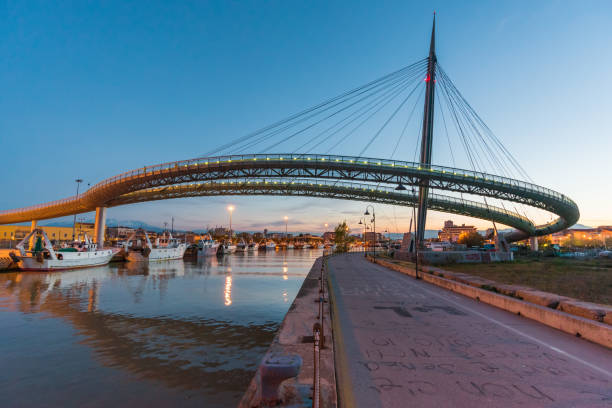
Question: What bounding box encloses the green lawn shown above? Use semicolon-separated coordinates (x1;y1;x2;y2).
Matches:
438;256;612;305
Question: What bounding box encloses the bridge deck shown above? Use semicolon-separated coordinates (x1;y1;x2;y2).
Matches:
327;254;612;408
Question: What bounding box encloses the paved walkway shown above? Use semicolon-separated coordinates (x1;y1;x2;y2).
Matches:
327;254;612;408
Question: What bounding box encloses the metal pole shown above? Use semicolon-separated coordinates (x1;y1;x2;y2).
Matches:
412;203;419;279
72;179;82;240
373;210;376;261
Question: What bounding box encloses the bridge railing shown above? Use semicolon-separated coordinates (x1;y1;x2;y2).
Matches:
0;153;573;218
133;177;534;226
88;153;572;206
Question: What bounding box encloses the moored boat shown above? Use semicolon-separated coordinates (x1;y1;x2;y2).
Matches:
12;229;116;271
220;241;237;254
126;230;187;262
197;237;220;258
236;239;247;252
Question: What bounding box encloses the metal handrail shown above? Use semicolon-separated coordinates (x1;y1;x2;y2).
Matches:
0;153;578;242
0;153;571;216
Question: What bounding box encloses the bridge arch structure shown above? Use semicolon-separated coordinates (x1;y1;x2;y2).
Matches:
0;153;579;244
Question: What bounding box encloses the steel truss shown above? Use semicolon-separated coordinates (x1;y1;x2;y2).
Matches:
0;154;579;241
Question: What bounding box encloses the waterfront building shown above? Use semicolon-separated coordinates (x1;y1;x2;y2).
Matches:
322;231;336;241
0;223;96;247
107;226;136;240
437;220;478;243
549;226;612;246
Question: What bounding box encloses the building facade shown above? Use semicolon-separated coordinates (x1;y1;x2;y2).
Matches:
438;220;478;243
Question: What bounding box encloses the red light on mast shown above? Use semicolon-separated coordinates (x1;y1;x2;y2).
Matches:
424;74;431;82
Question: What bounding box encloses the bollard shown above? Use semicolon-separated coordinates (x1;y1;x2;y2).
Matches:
317;296;325;349
312;323;321;408
259;353;302;405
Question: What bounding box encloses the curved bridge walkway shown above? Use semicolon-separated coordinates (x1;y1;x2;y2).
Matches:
328;254;612;408
0;154;579;245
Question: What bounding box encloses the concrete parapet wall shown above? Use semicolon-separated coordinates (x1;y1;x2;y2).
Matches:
368;257;612;349
239;257;336;407
394;249;513;263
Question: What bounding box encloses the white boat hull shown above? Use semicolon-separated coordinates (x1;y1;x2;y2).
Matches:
221;245;237;254
197;245;219;257
127;244;187;262
18;249;115;271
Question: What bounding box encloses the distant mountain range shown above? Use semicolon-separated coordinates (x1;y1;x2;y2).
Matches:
39;219;594;236
41;218;165;232
569;223;593;230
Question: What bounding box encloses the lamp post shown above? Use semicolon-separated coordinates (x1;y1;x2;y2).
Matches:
227;205;235;241
358;218;367;255
72;178;83;240
284;216;289;240
385;228;390;254
364;205;376;260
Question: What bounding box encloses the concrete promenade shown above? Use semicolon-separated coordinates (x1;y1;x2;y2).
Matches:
327;254;612;408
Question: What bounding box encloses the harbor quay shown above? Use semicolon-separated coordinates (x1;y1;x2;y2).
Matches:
244;253;612;407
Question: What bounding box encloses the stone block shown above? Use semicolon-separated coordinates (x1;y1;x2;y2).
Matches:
558;300;607;322
515;289;570;309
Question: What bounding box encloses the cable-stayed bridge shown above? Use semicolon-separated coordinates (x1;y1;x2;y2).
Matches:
0;17;579;246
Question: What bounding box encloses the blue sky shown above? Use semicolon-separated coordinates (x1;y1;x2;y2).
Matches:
1;1;611;233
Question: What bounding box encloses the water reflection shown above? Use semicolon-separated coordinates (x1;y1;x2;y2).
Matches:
0;250;321;407
224;275;233;306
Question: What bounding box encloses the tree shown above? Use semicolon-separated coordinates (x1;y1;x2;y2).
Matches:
334;221;350;252
457;231;484;247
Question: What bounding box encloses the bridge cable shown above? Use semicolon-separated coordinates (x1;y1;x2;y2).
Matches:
391;86;425;160
437;65;532;182
323;74;424;154
438;70;514;178
243;61;428;153
358;79;424;156
203;59;427;156
270;65;427;154
297;71;423;154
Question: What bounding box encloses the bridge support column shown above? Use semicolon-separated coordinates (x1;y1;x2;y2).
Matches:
29;220;38;249
94;207;107;247
530;236;539;252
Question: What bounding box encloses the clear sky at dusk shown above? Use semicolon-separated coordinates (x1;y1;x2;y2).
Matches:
1;1;611;234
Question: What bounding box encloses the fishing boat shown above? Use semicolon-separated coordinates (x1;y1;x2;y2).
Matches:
11;229;116;271
126;230;187;262
236;239;247;252
220;241;237;254
197;237;220;258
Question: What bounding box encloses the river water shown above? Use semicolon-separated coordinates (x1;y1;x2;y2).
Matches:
0;250;321;407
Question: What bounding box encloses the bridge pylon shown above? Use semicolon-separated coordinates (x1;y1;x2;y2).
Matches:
416;15;437;248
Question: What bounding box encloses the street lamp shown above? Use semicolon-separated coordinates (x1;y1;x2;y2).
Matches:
385;228;390;253
364;205;376;259
72;179;83;240
227;205;235;240
284;216;289;241
358;218;367;255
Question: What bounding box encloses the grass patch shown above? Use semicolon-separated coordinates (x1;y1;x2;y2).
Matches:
439;257;612;305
